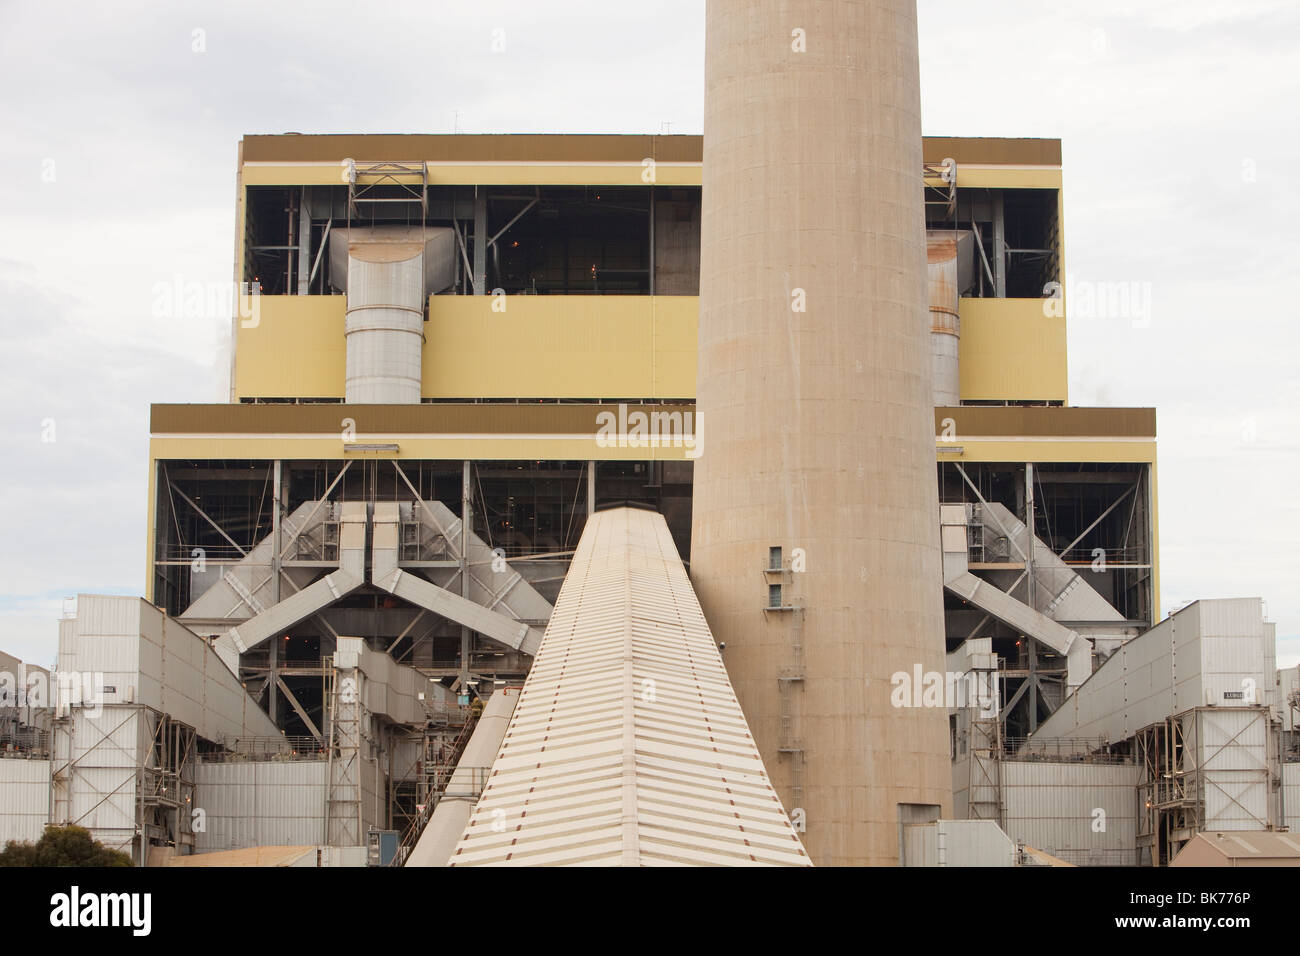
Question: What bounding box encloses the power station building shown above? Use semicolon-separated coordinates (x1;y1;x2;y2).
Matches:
0;16;1295;866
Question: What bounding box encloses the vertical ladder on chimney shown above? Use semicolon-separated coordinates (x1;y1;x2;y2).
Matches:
778;603;805;817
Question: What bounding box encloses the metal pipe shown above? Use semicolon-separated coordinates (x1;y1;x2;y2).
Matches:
309;218;332;286
460;461;472;689
297;187;311;295
472;191;486;295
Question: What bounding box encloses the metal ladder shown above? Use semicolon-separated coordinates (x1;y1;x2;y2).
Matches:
778;604;806;815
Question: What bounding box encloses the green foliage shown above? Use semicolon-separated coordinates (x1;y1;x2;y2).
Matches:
0;825;132;867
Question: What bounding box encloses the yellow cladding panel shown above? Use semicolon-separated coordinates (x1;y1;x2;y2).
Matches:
959;298;1067;403
242;163;702;187
243;164;353;186
234;296;346;399
234;294;1062;403
955;167;1062;190
424;295;697;399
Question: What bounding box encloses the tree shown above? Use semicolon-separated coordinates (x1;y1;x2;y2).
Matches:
0;825;132;867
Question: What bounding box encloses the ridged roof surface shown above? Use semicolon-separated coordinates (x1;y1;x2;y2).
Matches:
450;506;810;866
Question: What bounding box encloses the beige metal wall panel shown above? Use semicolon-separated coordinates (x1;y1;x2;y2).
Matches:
1264;623;1277;708
901;819;1014;867
61;597;281;742
0;650;21;685
1189;599;1272;709
936;820;1014;867
66;708;141;853
193;760;328;852
450;507;809;866
691;0;951;866
57;619;77;675
901;820;937;867
1284;763;1300;831
0;759;51;844
950;756;970;819
360;752;382;837
334;634;447;726
66;603;143;708
390;735;423;783
1186;708;1271;831
1279;665;1299;733
1000;760;1139;866
1034;600;1271;746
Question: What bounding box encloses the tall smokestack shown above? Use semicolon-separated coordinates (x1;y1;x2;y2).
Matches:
691;0;952;864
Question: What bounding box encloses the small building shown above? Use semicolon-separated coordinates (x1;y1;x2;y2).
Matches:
1169;831;1300;867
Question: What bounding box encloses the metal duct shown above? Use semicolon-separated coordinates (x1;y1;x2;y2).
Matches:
328;226;457;297
345;241;425;404
404;687;519;868
928;230;963;406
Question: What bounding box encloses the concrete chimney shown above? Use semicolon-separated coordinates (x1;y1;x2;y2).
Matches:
691;0;953;864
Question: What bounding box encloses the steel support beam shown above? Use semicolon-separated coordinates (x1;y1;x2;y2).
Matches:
275;674;323;742
461;461;472;687
1058;481;1138;559
991;190;1007;298
1025;462;1035;609
270;460;282;714
954;463;1027;561
648;185;655;295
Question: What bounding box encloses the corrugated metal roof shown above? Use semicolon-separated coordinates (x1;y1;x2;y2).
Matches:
1175;831;1300;861
450;507;810;867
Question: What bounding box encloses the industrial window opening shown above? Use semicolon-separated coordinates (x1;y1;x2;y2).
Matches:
242;183;702;298
768;583;783;609
925;187;1060;300
769;546;783;571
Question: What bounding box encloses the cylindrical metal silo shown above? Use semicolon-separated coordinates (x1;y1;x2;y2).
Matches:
345;242;424;404
692;0;952;865
928;231;961;407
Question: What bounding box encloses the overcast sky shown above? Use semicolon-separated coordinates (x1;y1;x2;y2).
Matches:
0;0;1295;670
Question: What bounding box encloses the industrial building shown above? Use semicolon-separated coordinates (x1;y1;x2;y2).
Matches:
1;0;1295;867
